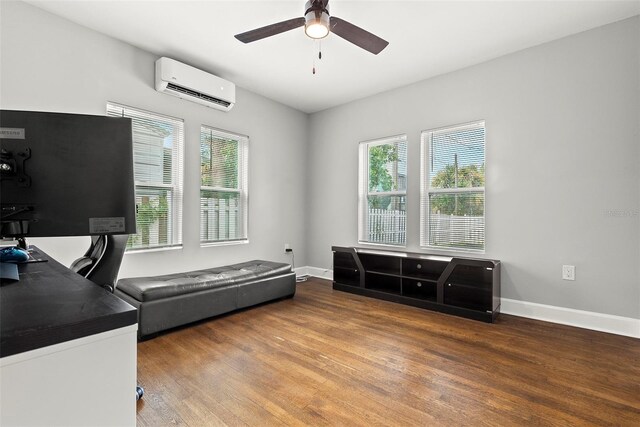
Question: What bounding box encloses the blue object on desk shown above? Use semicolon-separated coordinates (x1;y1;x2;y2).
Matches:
0;263;19;282
0;247;29;263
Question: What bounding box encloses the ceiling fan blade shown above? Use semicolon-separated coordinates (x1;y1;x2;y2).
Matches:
330;17;388;55
235;17;305;43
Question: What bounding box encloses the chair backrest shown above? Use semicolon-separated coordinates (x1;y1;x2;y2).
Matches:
69;235;107;276
69;234;129;292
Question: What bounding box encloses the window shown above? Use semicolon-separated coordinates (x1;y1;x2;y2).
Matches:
358;135;407;246
200;126;248;244
421;121;485;251
107;103;184;250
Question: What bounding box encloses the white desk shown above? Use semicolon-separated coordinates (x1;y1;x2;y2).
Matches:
0;247;137;426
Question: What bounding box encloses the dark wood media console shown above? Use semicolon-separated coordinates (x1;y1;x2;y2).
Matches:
332;246;500;322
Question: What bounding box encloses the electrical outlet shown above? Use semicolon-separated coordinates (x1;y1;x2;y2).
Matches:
284;243;291;253
562;265;575;281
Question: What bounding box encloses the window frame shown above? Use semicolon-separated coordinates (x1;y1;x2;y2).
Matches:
358;134;408;247
199;125;249;246
420;120;486;253
106;102;184;252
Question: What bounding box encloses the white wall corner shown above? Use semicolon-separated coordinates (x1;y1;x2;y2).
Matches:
501;298;640;339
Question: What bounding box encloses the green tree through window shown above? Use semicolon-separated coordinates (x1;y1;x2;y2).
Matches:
368;144;400;209
430;164;484;216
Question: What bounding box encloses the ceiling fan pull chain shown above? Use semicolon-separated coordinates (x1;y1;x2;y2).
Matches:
312;40;319;75
319;40;322;60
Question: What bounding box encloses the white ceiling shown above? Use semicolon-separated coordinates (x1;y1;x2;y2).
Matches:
25;0;640;113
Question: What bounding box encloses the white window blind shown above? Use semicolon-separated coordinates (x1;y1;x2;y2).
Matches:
107;103;184;250
200;126;248;244
421;121;485;251
358;135;407;246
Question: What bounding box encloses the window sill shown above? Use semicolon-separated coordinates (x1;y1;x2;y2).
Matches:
200;239;249;248
420;245;485;255
357;241;406;249
125;245;183;255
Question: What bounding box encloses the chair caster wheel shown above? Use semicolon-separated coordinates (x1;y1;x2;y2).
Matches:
136;386;144;401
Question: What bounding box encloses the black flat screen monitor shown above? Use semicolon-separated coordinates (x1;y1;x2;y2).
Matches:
0;110;136;239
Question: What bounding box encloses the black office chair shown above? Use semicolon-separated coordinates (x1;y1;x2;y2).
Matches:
70;234;144;401
70;234;128;292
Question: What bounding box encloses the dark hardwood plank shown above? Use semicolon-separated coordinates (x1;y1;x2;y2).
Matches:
136;278;640;426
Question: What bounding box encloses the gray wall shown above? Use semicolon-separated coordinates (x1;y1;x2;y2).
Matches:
306;17;640;319
0;1;309;276
2;2;638;320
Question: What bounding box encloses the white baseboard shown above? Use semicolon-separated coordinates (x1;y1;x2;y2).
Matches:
300;265;639;339
295;266;333;280
500;298;639;339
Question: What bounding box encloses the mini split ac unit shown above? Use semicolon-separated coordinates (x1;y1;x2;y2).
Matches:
155;57;235;112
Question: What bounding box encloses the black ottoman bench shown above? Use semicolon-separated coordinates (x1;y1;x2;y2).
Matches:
115;260;296;338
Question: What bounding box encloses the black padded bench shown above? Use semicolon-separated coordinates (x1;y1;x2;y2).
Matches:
115;260;296;338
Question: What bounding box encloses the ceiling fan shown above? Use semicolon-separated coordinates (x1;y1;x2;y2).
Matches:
234;0;389;55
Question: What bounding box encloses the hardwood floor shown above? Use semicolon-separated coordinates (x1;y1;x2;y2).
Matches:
136;278;640;426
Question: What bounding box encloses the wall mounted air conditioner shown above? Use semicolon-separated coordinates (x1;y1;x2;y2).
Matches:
155;57;235;112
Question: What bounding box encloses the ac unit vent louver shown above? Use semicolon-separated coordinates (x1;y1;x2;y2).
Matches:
166;83;232;108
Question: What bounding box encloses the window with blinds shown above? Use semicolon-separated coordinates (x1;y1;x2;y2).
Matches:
200;126;248;244
358;135;407;246
421;121;485;251
106;103;184;250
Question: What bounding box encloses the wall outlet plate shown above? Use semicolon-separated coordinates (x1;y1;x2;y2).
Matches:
284;243;291;253
562;265;575;281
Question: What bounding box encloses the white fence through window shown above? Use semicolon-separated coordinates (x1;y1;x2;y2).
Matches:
201;197;239;242
367;208;406;245
366;210;484;248
429;213;484;249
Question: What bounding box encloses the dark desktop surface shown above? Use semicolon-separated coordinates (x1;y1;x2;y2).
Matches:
0;246;137;358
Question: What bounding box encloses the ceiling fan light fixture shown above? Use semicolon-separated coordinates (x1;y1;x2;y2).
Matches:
304;2;330;39
305;20;329;39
